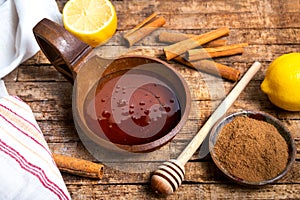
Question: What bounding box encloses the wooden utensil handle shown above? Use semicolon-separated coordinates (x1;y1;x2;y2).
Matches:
151;61;261;195
177;61;261;165
33;18;93;82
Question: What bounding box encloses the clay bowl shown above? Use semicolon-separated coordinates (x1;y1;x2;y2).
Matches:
209;110;296;186
33;19;191;153
74;55;191;153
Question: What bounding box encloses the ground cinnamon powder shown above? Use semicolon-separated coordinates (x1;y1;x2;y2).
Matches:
213;115;289;182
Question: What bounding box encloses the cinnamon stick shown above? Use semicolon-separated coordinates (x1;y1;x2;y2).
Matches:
158;31;196;43
53;154;104;179
187;43;248;61
164;27;230;60
124;12;158;38
124;13;166;47
158;31;227;47
204;39;227;48
174;56;240;82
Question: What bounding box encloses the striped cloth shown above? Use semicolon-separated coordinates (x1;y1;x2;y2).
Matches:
0;0;70;198
0;82;70;199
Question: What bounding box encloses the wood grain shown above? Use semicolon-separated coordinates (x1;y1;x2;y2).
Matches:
3;0;299;198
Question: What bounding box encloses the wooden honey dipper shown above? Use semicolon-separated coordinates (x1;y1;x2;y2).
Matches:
151;61;262;195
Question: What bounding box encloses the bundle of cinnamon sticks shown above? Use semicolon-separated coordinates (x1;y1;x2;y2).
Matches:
159;28;248;82
123;12;248;82
123;12;166;47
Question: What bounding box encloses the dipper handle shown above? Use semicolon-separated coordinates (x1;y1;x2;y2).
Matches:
33;18;93;82
151;61;261;195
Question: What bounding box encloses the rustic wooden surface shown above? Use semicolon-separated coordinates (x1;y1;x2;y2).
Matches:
5;0;300;199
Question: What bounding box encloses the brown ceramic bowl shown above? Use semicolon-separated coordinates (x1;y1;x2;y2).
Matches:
209;110;296;186
74;56;191;153
33;19;191;154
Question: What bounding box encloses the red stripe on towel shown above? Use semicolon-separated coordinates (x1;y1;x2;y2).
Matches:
0;113;52;157
0;103;43;135
0;139;69;200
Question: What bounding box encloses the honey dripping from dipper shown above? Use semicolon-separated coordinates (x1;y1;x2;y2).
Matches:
84;68;181;146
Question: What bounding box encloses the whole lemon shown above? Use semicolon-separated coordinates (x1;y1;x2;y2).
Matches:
261;53;300;111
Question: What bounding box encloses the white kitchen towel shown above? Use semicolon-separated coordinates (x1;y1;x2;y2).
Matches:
0;80;71;200
0;0;71;198
0;0;62;78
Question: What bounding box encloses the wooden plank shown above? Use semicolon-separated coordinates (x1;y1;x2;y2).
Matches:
55;0;300;16
113;0;260;14
4;82;72;101
21;51;51;66
24;23;300;64
38;114;300;157
47;136;300;163
8;96;299;122
38;120;79;143
22;43;300;69
116;12;300;29
4;81;299;123
111;0;300;30
118;28;300;46
66;183;300;199
61;161;300;185
24;28;300;58
111;0;300;15
40;114;300;143
8;66;272;102
72;44;300;64
17;65;66;82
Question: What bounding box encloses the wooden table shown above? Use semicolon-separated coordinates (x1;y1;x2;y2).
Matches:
5;0;300;199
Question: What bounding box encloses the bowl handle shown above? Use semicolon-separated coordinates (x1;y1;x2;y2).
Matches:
33;18;93;83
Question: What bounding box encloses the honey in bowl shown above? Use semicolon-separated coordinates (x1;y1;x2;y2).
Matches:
83;66;182;146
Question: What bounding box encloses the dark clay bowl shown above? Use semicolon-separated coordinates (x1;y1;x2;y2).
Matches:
209;110;296;186
74;56;191;153
32;19;191;154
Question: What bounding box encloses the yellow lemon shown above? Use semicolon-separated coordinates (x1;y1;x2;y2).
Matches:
62;0;117;47
261;53;300;111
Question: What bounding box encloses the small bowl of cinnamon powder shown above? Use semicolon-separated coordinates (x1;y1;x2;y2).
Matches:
209;110;296;186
